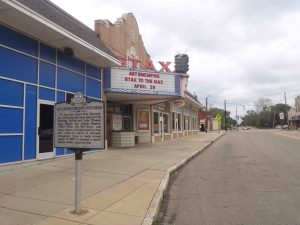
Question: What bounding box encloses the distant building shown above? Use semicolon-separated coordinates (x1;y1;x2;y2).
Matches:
288;96;300;129
198;111;211;132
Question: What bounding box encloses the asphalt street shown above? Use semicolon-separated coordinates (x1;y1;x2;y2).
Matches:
158;130;300;225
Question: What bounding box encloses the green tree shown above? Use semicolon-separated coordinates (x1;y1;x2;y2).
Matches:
241;100;291;128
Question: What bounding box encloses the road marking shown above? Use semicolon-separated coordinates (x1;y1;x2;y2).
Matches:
273;132;300;140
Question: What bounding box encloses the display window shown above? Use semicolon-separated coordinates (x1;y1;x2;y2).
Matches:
154;112;159;134
137;110;150;131
163;114;169;133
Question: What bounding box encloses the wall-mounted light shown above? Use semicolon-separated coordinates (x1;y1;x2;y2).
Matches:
64;47;74;57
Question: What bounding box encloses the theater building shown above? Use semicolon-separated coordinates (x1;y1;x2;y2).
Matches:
95;13;201;147
0;0;119;164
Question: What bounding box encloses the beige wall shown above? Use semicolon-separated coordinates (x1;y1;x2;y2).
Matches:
95;13;151;67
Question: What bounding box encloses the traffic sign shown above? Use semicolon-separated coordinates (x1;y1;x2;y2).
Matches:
216;114;222;121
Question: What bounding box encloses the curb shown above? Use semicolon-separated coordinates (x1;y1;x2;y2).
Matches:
141;133;224;225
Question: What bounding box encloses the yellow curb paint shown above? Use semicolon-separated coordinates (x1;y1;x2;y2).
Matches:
273;132;300;140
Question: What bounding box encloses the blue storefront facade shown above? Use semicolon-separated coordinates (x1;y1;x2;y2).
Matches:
0;0;119;164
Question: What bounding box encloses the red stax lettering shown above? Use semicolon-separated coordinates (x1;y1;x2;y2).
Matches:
118;55;126;67
144;60;156;70
128;57;141;69
118;55;174;72
125;77;137;82
158;61;171;72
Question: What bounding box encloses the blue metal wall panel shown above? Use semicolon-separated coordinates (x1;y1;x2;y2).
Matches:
86;64;101;80
103;68;111;89
39;88;55;101
86;78;101;99
40;43;56;63
0;25;38;56
57;51;84;74
55;91;65;156
0;136;22;163
0;108;23;133
57;91;65;103
56;148;65;156
0;79;23;107
24;85;37;160
0;47;37;83
66;149;74;155
39;61;55;88
57;68;84;93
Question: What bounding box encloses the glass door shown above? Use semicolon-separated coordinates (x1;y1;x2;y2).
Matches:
160;114;164;141
37;101;55;159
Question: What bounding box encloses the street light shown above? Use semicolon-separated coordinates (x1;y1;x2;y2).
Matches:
205;95;211;132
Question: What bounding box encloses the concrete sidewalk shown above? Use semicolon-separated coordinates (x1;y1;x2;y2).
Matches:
0;132;222;225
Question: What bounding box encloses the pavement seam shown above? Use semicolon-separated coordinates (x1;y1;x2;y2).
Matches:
81;167;164;201
141;133;223;225
103;209;144;218
0;205;48;218
35;216;89;225
0;192;72;207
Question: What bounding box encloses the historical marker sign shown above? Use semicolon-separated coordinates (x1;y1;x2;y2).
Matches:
54;97;104;149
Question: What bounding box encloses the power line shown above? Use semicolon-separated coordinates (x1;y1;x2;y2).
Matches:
206;83;300;99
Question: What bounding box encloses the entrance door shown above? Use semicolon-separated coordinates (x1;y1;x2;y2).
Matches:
37;101;55;159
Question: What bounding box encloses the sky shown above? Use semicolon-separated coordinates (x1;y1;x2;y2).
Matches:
51;0;300;118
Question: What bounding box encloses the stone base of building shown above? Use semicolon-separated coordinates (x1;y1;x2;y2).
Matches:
111;132;135;147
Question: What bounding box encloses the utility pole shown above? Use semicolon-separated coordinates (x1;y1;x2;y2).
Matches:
284;91;289;129
273;106;276;128
205;97;208;132
236;106;238;130
224;100;227;131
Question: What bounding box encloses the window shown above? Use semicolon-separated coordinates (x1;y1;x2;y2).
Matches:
163;114;169;133
107;102;114;113
66;93;74;103
178;114;181;131
137;110;150;131
172;112;175;130
154;112;159;134
192;117;197;130
123;116;132;131
114;104;121;113
184;115;190;130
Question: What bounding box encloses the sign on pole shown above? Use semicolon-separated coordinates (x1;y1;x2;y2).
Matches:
279;112;284;120
54;96;104;149
54;93;104;214
216;114;222;122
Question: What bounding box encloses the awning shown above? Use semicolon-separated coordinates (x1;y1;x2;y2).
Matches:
105;92;180;105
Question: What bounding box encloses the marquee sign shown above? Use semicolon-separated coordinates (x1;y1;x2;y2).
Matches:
109;68;176;94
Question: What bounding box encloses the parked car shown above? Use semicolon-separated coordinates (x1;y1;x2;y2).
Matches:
242;127;250;130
